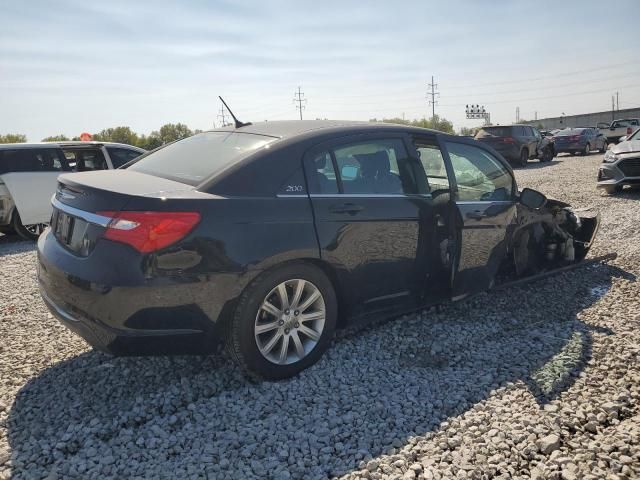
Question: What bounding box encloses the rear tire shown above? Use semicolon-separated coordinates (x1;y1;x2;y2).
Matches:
12;211;47;241
225;262;337;380
518;149;528;167
598;141;607;153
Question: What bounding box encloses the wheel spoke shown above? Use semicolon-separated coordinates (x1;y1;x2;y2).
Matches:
277;283;289;310
298;289;321;312
255;321;280;335
290;280;306;309
278;334;290;364
261;331;283;355
299;310;324;323
298;323;320;342
260;301;281;318
290;330;305;359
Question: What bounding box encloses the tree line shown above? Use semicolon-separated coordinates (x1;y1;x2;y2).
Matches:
1;116;479;147
0;123;201;150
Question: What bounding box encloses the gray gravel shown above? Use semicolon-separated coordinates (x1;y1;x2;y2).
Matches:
1;153;639;479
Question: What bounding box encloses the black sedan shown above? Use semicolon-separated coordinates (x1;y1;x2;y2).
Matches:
37;121;599;379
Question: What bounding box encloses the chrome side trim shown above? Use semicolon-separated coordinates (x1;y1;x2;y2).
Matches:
363;290;410;304
51;196;112;227
309;193;433;199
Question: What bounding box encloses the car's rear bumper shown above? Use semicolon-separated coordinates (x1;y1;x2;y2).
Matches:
554;142;585;153
37;228;250;355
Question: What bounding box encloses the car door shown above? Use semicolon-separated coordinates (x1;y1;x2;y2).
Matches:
303;133;453;317
0;147;70;225
441;140;518;299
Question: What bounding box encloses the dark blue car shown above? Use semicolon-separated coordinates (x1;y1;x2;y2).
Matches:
553;128;607;156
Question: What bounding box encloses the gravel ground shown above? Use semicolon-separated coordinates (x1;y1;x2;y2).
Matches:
1;153;638;479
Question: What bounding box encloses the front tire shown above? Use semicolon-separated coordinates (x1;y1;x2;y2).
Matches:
225;263;337;380
12;211;47;240
582;144;590;156
540;146;553;162
603;185;623;195
598;141;607;153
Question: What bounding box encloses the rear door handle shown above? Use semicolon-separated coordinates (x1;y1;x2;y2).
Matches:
466;210;487;220
329;203;364;215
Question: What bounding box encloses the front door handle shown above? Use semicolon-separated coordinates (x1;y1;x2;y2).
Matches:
329;203;364;215
466;210;487;220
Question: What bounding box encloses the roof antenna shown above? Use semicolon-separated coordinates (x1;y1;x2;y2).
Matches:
218;96;252;129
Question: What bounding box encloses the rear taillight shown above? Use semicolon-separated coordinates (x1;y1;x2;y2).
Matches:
627;127;633;135
502;137;515;143
97;211;201;253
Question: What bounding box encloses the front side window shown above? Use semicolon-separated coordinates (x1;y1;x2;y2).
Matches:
129;132;275;185
0;148;66;174
415;142;450;194
445;142;514;202
107;147;144;168
332;139;414;194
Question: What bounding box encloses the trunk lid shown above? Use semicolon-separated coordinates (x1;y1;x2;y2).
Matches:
51;170;210;256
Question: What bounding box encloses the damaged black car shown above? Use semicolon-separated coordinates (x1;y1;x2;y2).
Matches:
37;121;599;379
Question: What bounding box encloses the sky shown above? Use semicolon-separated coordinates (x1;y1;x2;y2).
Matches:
1;0;639;141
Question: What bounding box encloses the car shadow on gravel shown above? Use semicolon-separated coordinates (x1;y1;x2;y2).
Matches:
6;262;635;479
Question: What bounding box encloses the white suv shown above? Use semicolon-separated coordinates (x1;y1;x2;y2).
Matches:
0;141;145;239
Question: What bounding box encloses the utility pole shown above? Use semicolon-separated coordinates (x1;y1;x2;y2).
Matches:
534;111;538;121
427;76;439;119
293;86;306;120
612;95;615;121
217;102;228;127
616;91;619;110
516;106;520;123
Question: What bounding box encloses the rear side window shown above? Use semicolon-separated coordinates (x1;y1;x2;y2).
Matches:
475;127;512;138
0;148;67;174
333;139;414;194
106;147;144;168
128;132;275;185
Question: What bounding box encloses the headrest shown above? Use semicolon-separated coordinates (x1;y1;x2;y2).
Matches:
354;150;390;174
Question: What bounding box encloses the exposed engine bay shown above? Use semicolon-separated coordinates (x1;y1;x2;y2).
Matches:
511;199;600;278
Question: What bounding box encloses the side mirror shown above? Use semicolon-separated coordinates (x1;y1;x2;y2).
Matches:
519;188;547;209
618;136;627;143
341;165;359;180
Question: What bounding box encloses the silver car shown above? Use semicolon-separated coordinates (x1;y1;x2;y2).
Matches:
597;128;640;194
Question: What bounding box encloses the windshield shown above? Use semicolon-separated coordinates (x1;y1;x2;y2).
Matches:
627;128;640;141
475;127;511;138
128;132;275;185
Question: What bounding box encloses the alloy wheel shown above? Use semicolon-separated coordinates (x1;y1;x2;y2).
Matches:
24;223;47;236
254;279;326;365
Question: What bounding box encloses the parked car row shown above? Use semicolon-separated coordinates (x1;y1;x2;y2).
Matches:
0;141;145;239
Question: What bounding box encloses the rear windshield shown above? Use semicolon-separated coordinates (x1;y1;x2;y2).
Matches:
128;132;275;185
0;148;68;174
475;127;512;138
556;129;584;136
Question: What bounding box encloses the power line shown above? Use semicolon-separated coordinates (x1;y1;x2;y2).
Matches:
293;86;307;120
217;101;228;127
427;76;439;119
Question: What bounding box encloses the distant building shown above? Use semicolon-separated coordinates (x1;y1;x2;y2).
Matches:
524;107;640;129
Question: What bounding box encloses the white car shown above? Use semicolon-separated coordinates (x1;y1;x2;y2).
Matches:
0;141;145;239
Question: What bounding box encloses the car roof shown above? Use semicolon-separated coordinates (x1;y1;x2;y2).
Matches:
207;120;443;140
0;141;145;151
